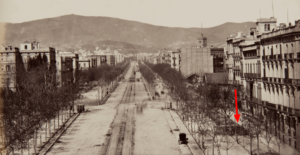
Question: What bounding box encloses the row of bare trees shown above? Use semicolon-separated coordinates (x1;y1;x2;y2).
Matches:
143;61;283;155
0;56;129;155
138;62;156;97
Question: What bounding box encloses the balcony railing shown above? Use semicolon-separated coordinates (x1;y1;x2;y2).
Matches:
233;66;240;70
295;109;300;117
277;54;282;59
292;79;300;85
264;78;300;85
244;73;260;79
262;77;268;82
227;64;233;69
284;79;292;84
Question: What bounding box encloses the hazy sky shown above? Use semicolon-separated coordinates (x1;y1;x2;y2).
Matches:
0;0;299;28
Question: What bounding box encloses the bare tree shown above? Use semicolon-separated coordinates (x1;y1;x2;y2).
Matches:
221;135;235;155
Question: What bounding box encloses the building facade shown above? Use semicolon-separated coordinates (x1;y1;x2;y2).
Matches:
227;17;300;150
260;19;300;149
180;37;213;78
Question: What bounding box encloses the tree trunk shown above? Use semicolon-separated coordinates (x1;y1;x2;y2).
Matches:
49;120;51;138
27;139;30;155
54;115;56;131
257;134;260;155
58;111;60;128
250;135;252;155
61;109;64;124
40;128;42;146
45;122;47;141
212;137;214;155
33;129;36;154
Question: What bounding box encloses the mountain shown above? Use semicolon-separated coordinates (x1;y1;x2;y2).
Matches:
2;14;256;53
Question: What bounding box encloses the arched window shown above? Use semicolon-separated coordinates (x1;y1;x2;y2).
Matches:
271;46;273;56
25;45;27;50
265;24;267;30
280;44;282;55
6;65;10;72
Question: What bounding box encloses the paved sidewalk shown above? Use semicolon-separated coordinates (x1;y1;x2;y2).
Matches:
228;114;300;155
168;110;203;155
164;110;193;155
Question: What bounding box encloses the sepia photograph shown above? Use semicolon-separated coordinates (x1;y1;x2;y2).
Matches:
0;0;300;154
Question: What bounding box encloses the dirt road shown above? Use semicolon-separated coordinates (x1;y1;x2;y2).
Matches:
47;62;188;155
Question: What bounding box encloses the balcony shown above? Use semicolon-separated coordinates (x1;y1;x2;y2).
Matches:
284;79;292;84
244;73;260;79
227;64;233;69
292;79;300;85
288;53;294;60
295;109;300;117
262;77;268;82
233;66;240;70
277;54;282;59
262;56;266;60
270;55;275;59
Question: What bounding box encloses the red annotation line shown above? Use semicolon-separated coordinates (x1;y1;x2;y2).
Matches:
234;89;241;123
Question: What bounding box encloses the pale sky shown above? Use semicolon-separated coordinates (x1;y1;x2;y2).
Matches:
0;0;299;28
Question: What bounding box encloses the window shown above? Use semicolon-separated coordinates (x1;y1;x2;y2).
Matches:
285;68;289;79
84;63;86;67
271;47;273;56
265;24;267;30
280;45;282;55
25;45;27;50
6;65;10;72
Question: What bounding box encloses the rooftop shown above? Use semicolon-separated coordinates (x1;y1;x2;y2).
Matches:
261;19;300;40
257;18;277;23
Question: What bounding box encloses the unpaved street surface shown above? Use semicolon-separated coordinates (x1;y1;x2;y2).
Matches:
132;72;182;155
46;63;134;155
47;62;190;155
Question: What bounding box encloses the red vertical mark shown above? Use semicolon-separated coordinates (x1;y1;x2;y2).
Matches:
234;89;241;122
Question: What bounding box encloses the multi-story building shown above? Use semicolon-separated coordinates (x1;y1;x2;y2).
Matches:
260;19;300;149
78;53;90;70
0;40;56;90
170;49;181;71
227;17;300;150
56;51;79;86
211;48;226;73
0;45;21;90
180;36;213;78
20;40;56;71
